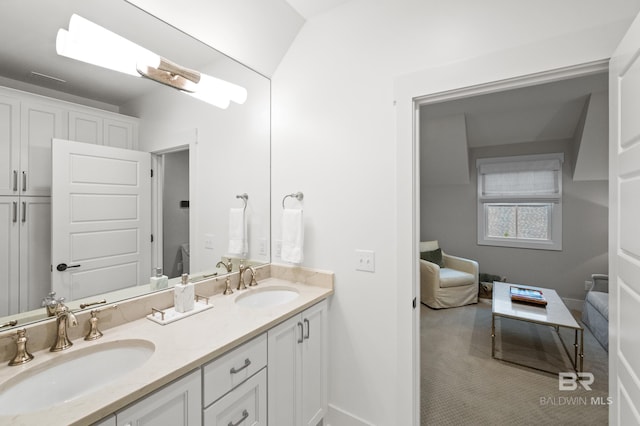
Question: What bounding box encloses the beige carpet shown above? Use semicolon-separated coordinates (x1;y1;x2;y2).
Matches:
420;300;609;426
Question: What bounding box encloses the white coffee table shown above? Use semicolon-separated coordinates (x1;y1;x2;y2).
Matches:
492;282;584;373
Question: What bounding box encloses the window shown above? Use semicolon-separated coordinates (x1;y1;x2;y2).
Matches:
477;153;563;250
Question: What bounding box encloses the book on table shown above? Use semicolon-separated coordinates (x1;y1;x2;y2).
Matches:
509;286;547;306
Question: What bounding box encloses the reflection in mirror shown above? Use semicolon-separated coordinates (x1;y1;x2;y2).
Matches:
0;0;270;328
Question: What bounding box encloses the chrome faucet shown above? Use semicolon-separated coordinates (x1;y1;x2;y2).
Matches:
50;303;78;352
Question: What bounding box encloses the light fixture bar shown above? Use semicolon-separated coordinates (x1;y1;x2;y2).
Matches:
56;14;247;109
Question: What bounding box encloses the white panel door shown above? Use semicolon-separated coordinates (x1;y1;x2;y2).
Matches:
301;300;327;426
0;94;20;196
19;197;51;312
68;110;103;145
609;12;640;425
0;197;19;316
21;100;66;196
51;139;151;301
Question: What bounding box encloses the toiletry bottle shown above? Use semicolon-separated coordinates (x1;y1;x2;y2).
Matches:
150;267;169;291
174;273;195;313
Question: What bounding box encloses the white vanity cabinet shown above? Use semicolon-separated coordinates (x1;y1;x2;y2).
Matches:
268;299;328;426
116;369;201;426
203;333;268;426
69;110;138;149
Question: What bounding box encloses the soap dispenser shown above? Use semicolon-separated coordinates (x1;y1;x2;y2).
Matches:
174;273;195;313
150;267;169;291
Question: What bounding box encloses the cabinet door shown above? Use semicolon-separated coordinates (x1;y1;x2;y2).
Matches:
0;95;20;196
268;313;303;426
19;197;51;311
104;118;137;150
204;368;267;426
69;110;103;145
0;197;19;316
117;369;201;426
21;100;66;196
301;299;327;426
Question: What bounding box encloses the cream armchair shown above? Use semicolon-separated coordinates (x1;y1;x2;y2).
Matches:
420;241;479;309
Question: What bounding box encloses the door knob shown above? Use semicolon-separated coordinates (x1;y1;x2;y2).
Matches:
56;263;81;272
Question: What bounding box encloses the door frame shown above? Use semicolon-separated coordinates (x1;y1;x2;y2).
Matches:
397;58;609;424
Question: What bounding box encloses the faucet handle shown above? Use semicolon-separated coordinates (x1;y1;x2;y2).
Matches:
6;328;34;366
84;305;118;341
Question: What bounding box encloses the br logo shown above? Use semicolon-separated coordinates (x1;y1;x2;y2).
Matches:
558;372;594;391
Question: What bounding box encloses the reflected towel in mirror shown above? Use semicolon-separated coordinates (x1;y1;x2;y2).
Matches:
281;208;304;264
228;208;247;256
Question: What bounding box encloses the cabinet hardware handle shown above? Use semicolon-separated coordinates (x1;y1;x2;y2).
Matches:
297;322;304;343
21;202;26;223
12;170;17;191
56;263;81;272
12;202;17;223
230;358;251;374
228;409;249;426
303;318;310;340
22;171;26;192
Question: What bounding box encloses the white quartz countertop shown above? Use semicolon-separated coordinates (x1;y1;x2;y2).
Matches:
0;278;333;426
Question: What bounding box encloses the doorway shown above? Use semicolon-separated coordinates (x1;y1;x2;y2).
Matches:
413;63;610;424
160;149;190;279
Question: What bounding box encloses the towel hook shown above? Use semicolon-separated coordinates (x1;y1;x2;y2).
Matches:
236;193;248;212
282;192;304;209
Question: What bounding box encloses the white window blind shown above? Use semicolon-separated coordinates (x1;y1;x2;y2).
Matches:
478;155;563;199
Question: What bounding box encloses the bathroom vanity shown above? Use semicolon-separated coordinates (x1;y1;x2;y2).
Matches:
0;266;333;426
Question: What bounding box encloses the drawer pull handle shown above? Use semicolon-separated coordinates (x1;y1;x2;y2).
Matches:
12;170;17;191
228;409;249;426
21;201;26;223
12;202;17;223
297;322;304;343
230;358;251;374
303;318;310;340
22;171;26;192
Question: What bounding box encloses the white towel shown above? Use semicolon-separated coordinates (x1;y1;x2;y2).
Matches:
227;208;247;255
281;208;304;264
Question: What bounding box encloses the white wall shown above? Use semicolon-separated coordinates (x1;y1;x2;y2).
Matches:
272;1;639;425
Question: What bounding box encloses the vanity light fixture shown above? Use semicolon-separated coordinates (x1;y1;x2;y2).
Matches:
55;14;247;109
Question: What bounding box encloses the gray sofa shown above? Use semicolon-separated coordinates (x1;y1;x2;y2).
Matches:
581;274;608;351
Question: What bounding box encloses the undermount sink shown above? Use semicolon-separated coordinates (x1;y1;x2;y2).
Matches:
0;339;154;415
235;286;299;308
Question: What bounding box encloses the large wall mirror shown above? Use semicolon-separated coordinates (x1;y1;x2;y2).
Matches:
0;0;270;328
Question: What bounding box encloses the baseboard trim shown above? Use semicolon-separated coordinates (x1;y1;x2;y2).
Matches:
325;404;375;426
562;297;584;313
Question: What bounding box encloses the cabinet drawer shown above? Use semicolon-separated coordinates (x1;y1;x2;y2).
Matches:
204;368;267;426
203;333;267;407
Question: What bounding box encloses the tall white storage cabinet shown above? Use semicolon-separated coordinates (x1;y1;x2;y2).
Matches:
268;299;328;426
0;86;138;316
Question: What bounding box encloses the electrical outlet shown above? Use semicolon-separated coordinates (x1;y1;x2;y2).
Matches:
258;238;267;256
204;234;215;250
275;240;282;258
355;249;375;272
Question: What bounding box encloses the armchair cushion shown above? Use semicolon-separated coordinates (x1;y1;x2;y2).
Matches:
439;268;475;288
420;248;445;267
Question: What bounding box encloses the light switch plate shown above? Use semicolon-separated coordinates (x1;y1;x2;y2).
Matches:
204;234;215;250
355;249;375;272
